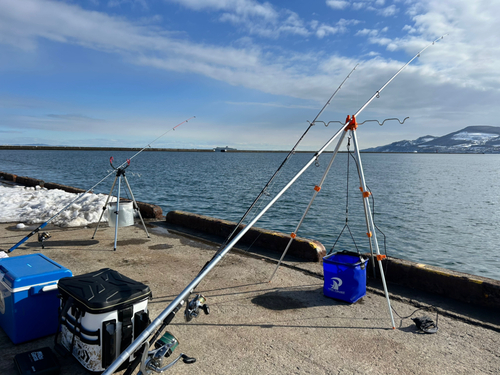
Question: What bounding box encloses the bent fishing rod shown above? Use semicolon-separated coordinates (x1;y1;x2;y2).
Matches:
204;64;359;264
103;35;446;375
5;117;195;254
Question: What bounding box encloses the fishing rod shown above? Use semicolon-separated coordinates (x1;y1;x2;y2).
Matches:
103;35;446;375
5;117;195;254
267;116;408;282
201;64;359;265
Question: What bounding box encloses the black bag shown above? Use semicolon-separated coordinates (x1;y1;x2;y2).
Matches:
56;268;151;372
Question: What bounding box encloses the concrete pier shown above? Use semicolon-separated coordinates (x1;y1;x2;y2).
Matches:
1;173;499;374
0;221;498;375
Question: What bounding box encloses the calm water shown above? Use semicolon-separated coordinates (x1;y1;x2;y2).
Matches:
1;149;499;281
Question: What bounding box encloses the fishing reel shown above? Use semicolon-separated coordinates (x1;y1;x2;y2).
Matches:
134;295;209;374
138;332;196;374
37;232;51;249
184;294;210;322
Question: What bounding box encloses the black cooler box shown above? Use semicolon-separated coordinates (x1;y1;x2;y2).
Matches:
57;268;151;372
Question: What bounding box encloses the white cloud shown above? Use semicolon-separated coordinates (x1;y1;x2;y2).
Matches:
168;0;277;19
326;0;350;10
355;28;379;37
379;4;398;16
1;0;500;149
312;18;360;39
169;0;299;38
352;2;365;11
107;0;149;10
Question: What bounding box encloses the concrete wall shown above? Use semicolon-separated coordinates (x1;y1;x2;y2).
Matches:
3;171;499;310
377;257;500;311
165;210;326;262
166;210;500;310
0;171;163;219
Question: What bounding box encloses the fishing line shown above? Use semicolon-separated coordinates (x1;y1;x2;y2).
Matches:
5;116;195;253
391;305;439;332
196;65;359;273
328;137;361;255
340;145;389;260
345;151;440;332
102;36;447;375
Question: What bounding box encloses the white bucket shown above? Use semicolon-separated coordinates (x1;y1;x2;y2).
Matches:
107;201;135;227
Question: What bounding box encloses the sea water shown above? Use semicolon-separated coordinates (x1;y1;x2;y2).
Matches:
1;149;499;281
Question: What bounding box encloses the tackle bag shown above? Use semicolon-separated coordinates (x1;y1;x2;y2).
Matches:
56;268;151;372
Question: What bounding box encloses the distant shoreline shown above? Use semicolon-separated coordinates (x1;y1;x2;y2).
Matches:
0;145;282;153
0;145;327;153
0;145;497;154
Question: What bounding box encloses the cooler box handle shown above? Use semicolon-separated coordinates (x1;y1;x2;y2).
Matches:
30;283;58;295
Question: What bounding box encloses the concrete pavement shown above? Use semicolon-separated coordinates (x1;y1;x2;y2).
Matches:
0;221;499;375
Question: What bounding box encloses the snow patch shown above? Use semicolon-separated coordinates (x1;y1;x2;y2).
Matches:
0;185;110;227
452;132;498;143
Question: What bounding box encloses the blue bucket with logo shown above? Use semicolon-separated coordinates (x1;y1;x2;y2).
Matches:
323;251;368;303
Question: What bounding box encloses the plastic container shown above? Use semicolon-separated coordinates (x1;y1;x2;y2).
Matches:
58;268;151;372
323;251;368;303
14;346;61;375
0;254;72;344
107;201;134;227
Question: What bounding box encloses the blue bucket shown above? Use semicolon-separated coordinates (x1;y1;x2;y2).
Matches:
323;251;368;303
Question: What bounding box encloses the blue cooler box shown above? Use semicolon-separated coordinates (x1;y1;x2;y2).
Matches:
323;251;368;303
0;254;72;344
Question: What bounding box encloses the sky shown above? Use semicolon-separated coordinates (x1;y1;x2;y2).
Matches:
0;0;498;151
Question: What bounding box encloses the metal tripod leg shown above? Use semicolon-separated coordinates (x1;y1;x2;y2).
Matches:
113;175;122;251
350;129;396;329
122;174;150;239
92;174;119;239
269;130;348;282
92;169;149;251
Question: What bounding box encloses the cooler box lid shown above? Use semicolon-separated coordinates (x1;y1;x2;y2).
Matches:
58;268;151;313
0;254;71;290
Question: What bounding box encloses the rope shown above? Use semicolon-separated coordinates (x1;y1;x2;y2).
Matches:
328;137;360;255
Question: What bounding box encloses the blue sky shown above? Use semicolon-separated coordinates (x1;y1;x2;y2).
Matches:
0;0;498;150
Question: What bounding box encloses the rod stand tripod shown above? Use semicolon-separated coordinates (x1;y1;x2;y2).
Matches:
92;158;150;251
270;115;396;328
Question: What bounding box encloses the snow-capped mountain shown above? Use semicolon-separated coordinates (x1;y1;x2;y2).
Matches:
363;126;500;153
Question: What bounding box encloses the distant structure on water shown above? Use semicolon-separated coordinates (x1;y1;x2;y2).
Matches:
213;146;236;152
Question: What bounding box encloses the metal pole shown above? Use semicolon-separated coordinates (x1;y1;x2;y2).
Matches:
123;174;150;239
102;123;350;375
268;130;348;282
213;66;358;254
103;36;446;373
92;174;119;239
6;118;194;253
114;174;121;251
350;129;396;329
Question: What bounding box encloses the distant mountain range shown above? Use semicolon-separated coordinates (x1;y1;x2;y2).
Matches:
363;126;500;153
